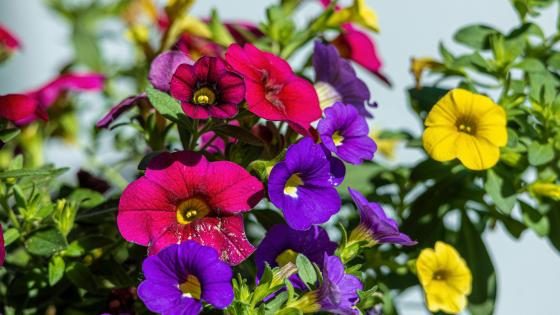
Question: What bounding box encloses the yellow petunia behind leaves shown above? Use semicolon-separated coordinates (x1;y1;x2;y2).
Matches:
422;89;507;170
416;241;472;314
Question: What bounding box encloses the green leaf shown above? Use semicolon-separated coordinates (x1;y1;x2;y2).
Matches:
48;256;66;286
0;128;20;143
457;212;497;315
0;167;68;179
276;308;303;315
25;227;68;256
295;254;317;287
72;27;102;71
454;24;498;50
208;9;235;46
528;141;555;166
484;169;516;214
266;291;289;313
520;201;549;237
407;87;449;117
66;261;98;292
146;86;190;128
3;227;20;246
252;209;285;230
214;125;264;146
546;204;560;252
64;235;114;257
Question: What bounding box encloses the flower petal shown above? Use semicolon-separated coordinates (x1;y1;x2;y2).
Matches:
456;134;500;170
422;126;459;162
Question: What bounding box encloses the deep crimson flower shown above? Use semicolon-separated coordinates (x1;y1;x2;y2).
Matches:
225;43;321;129
117;151;264;265
170;56;245;119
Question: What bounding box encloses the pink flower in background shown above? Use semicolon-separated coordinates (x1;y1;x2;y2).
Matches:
117;151;264;265
199;121;239;155
333;24;390;85
0;94;45;125
1;73;104;126
0;24;20;51
226;43;321;129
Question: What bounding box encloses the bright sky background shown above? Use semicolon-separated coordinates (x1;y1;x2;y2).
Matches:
1;1;559;314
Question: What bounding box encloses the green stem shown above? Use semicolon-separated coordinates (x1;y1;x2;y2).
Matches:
1;195;20;229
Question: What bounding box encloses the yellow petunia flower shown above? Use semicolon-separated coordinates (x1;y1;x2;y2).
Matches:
327;0;380;33
422;89;507;170
410;57;443;89
416;241;472;314
369;130;398;160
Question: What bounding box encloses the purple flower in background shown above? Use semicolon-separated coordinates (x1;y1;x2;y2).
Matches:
291;254;362;314
254;224;337;280
348;188;416;246
313;41;373;117
137;241;233;315
268;137;342;230
318;102;377;165
96;50;192;128
149;50;193;92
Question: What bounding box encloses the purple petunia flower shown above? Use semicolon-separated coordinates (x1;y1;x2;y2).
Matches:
254;224;337;280
313;41;373;118
170;56;245;119
318;102;377;165
268;137;342;230
137;241;234;315
291;254;363;315
348;188;416;246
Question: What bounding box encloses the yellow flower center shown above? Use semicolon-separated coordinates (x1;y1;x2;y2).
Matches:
455;116;477;135
176;197;210;225
284;174;304;197
193;87;216;105
275;249;298;267
179;274;202;300
332;131;344;146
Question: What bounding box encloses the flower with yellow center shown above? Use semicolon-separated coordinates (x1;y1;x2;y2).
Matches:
416;241;472;314
327;0;380;33
176;197;211;225
422;89;507;170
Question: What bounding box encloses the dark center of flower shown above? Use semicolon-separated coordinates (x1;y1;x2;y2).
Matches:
176;197;210;225
260;70;285;109
275;249;298;267
284;173;304;197
179;274;202;300
432;270;448;281
193;87;216;105
456;116;477;135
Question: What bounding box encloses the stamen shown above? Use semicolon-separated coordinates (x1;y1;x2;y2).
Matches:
176;197;211;224
193;87;216;105
332;131;344;146
179;274;201;300
456;116;477;134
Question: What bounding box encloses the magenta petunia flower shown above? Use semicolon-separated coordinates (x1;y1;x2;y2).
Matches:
117;151;264;265
268;137;342;230
198;121;239;155
313;41;373;118
95;94;147;129
318;102;377;165
170;56;245;119
138;241;234;315
348;188;416;246
225;43;321;129
254;224;336;288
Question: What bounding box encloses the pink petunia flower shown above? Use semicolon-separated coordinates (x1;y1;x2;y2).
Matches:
117;151;264;265
225;43;321;129
333;24;390;85
0;24;20;51
1;73;104;126
170;56;245;119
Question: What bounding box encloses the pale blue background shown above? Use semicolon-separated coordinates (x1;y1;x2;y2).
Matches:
1;1;559;314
